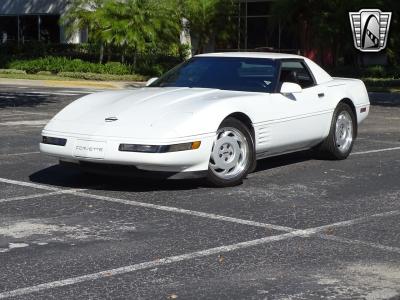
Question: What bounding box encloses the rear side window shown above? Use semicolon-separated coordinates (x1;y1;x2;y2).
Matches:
280;61;315;89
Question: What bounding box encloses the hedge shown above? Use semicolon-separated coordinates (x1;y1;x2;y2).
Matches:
330;65;400;79
8;57;132;75
362;78;400;87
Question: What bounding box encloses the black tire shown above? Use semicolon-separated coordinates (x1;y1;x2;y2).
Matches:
317;102;357;160
206;118;255;187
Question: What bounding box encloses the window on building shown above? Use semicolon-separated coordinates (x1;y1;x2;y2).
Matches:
40;15;60;43
0;16;18;42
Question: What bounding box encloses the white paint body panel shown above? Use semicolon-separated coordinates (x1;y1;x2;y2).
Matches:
40;53;370;173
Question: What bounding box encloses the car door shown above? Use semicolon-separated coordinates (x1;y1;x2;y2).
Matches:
256;59;329;157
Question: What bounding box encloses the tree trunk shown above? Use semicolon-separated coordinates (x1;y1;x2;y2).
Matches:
107;46;112;62
133;52;137;69
99;43;104;64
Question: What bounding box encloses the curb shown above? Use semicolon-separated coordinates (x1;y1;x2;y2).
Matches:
43;80;120;89
0;78;146;90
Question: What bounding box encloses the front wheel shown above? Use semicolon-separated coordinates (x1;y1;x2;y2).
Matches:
317;102;357;160
206;118;254;187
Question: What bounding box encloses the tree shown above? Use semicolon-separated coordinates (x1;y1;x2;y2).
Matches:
271;0;400;67
63;0;182;65
180;0;236;54
61;0;107;63
97;0;181;65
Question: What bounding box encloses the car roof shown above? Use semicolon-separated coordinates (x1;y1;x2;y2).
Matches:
195;52;304;60
195;52;333;84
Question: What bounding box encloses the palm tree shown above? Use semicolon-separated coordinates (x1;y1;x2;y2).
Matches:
62;0;107;63
99;0;181;65
181;0;236;54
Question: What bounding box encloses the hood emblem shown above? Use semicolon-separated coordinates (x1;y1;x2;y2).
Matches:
105;117;118;122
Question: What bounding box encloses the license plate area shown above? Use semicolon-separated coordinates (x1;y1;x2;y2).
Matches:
73;140;106;159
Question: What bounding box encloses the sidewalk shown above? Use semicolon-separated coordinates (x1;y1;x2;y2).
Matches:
0;78;146;90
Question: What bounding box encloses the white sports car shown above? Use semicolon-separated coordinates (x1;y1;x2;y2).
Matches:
40;53;370;187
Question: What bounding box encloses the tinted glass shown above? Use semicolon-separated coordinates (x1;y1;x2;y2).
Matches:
151;57;277;93
280;61;315;88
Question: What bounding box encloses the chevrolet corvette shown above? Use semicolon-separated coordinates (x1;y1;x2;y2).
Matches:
40;53;370;187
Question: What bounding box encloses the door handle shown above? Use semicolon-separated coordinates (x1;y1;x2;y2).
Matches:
318;93;325;98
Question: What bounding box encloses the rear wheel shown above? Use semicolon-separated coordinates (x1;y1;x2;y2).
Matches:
317;102;357;160
206;118;254;187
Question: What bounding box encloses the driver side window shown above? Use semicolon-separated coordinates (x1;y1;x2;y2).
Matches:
280;61;315;89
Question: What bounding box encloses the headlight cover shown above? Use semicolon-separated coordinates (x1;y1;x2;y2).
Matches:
119;141;201;153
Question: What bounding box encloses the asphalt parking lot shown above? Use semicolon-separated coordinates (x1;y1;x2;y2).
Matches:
0;84;399;299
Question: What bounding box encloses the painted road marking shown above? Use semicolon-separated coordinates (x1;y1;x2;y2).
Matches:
24;91;82;96
352;146;400;155
0;232;299;299
1;177;399;235
1;210;399;299
0;191;64;204
0;176;399;298
0;177;293;233
0;120;49;126
6;110;51;116
0;151;40;157
321;234;400;254
72;191;294;232
0;177;62;191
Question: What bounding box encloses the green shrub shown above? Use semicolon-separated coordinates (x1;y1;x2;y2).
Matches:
7;57;132;75
102;62;131;75
365;65;386;78
362;78;400;87
0;69;27;74
58;72;146;81
36;71;53;75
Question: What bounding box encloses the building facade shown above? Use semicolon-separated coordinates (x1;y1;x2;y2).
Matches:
214;0;299;54
0;0;87;44
0;0;292;52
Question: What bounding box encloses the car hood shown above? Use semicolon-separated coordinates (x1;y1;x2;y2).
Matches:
44;87;254;140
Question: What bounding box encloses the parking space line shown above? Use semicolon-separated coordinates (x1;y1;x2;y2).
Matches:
352;146;400;155
0;191;65;204
320;235;400;254
0;178;61;191
1;177;399;235
0;120;49;126
358;137;400;145
70;191;294;232
1;176;400;297
0;151;40;157
300;210;400;235
24;91;82;96
0;232;300;299
2;209;400;299
8;110;51;116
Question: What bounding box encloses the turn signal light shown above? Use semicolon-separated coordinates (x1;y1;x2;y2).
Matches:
191;141;201;149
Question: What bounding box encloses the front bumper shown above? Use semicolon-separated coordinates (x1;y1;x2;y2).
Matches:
40;130;215;172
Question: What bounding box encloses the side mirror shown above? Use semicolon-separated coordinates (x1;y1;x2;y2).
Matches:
146;77;158;86
280;82;302;94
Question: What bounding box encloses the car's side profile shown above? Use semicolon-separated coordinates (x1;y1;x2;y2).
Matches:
40;52;370;187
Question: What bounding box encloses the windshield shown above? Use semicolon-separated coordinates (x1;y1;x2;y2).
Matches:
150;57;278;93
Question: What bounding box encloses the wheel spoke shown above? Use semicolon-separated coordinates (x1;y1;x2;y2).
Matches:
209;126;249;180
335;111;353;153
